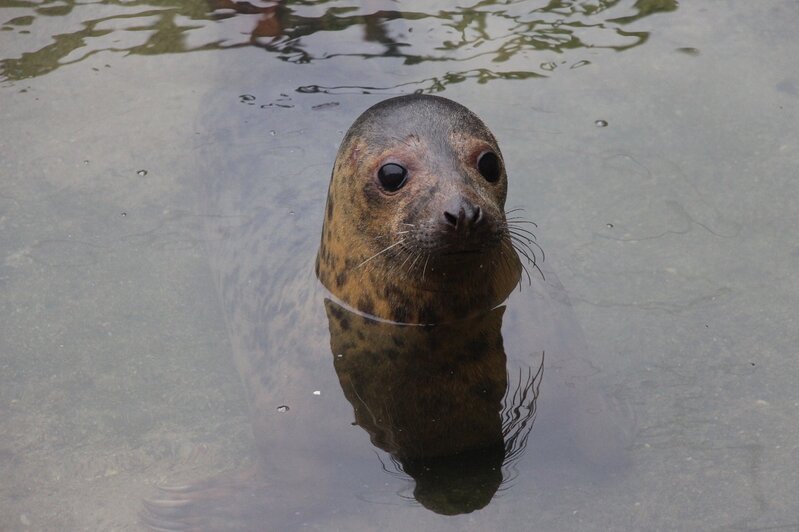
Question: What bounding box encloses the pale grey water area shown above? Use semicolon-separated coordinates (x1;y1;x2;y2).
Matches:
1;1;798;530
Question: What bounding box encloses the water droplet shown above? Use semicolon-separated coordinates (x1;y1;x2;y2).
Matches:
83;160;90;165
541;62;557;71
239;94;256;102
121;212;127;217
269;130;276;136
276;405;289;413
606;223;613;228
594;120;608;128
312;390;321;396
137;169;148;176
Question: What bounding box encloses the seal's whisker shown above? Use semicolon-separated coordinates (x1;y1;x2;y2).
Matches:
421;253;431;281
509;235;536;257
407;251;423;275
526;237;545;262
497;244;522;288
531;258;544;281
507;228;536;244
505;218;538;228
508;229;545;263
504;224;537;240
509;237;543;283
398;248;415;274
509;236;537;265
511;244;535;288
356;239;406;269
505;225;538;241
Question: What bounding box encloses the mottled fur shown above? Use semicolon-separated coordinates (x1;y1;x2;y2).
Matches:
316;94;522;324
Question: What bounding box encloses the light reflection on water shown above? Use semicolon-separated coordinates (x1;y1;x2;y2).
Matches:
1;0;677;90
16;1;799;531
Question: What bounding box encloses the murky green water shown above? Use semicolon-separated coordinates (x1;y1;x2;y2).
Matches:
2;1;799;530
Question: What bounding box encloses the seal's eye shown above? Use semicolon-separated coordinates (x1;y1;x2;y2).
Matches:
377;163;408;192
477;151;501;183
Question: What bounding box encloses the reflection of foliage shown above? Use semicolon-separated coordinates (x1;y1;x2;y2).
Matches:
242;0;674;64
0;0;678;88
0;0;214;80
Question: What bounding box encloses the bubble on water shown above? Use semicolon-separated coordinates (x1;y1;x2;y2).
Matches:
276;405;290;413
594;119;608;128
239;94;256;103
312;390;321;396
541;62;557;71
269;130;276;136
137;169;148;176
606;223;614;228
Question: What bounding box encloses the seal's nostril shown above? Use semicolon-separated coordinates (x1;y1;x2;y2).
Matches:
443;200;483;232
472;206;483;227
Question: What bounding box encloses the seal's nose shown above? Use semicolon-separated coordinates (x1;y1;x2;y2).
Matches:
442;197;484;233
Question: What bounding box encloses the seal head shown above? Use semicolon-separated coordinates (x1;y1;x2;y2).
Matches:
316;94;522;324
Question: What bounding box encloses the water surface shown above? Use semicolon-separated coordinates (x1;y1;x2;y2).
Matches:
2;0;799;530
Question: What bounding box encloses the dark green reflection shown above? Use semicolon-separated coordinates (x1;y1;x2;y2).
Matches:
1;0;677;86
0;0;214;80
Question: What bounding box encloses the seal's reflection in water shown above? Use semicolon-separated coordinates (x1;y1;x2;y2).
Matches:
141;95;629;530
325;298;542;515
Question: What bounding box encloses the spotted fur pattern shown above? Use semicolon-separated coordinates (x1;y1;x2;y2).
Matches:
317;94;522;325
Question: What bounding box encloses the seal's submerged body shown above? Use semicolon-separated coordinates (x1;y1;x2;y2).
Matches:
143;95;628;530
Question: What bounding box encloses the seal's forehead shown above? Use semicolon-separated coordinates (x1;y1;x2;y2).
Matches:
343;95;496;150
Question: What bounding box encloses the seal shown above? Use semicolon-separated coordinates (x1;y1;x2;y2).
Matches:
316;94;524;325
142;95;624;531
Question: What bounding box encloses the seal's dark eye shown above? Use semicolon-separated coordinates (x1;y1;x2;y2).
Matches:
377;163;408;192
477;151;501;183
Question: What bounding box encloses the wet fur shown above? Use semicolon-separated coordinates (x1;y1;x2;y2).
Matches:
316;95;524;324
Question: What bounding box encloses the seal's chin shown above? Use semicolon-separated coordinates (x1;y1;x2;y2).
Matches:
415;247;500;277
436;249;485;266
